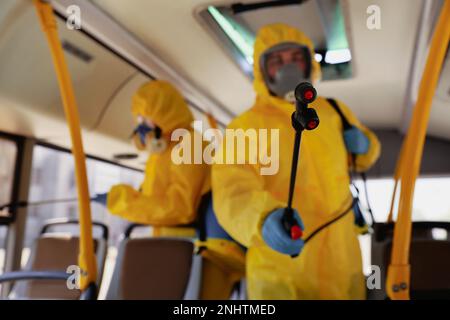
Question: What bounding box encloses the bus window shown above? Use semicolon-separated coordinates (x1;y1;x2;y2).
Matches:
0;138;17;215
23;144;143;267
355;177;450;223
354;177;450;276
0;137;18;273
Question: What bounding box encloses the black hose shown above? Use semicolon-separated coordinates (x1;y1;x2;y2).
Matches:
287;131;302;210
303;198;357;244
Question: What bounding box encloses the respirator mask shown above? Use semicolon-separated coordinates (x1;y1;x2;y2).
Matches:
132;117;167;154
261;43;312;102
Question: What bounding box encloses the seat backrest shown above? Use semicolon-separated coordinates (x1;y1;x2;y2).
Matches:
11;234;104;300
106;238;194;300
371;222;450;299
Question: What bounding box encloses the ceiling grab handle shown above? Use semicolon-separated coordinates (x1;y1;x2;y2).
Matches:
387;0;450;300
33;0;97;293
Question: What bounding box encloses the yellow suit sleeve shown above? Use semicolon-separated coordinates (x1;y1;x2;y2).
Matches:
334;99;381;172
107;162;208;226
212;129;285;248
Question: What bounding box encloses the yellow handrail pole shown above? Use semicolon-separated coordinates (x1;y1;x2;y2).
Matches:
386;0;450;300
33;0;97;290
389;96;431;223
206;112;224;146
206;113;219;130
387;135;409;222
387;158;402;222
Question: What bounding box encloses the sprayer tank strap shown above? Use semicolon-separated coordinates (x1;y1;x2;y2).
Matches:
196;191;212;242
326;97;357;173
326;98;375;224
326;98;353;131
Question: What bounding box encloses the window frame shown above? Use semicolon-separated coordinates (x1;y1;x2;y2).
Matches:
0;131;25;226
36;141;143;174
0;132;143;225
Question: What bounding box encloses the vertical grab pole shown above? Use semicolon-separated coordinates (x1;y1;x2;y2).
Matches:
206;113;219;130
387;0;450;300
33;0;97;292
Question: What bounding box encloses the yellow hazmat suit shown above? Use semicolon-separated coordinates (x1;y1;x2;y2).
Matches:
212;24;380;299
107;80;244;299
107;81;209;230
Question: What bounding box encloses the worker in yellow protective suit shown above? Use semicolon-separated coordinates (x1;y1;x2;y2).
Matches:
212;24;380;300
95;80;244;299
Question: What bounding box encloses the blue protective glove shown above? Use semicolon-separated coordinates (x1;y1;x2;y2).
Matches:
133;123;153;145
92;193;108;206
343;127;370;155
262;208;305;256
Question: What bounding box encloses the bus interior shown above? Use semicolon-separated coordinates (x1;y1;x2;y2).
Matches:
0;0;449;300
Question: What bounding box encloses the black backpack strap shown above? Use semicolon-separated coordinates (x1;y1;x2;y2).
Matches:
196;191;212;243
327;98;375;226
326;98;353;131
328;97;357;166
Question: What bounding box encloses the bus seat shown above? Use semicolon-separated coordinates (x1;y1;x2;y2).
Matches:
370;222;450;300
9;219;108;300
106;225;197;300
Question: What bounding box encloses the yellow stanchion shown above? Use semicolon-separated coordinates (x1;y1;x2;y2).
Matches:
387;139;407;222
206;113;224;146
206;113;219;129
33;0;97;291
386;0;450;300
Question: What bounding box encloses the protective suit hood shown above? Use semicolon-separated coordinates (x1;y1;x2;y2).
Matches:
131;80;194;134
253;24;321;108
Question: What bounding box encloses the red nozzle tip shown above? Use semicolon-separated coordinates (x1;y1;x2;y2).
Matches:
307;120;318;130
290;225;303;240
303;90;314;101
